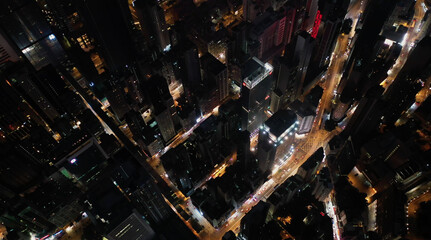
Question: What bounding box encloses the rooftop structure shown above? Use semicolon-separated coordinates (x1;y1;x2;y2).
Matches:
242;57;273;89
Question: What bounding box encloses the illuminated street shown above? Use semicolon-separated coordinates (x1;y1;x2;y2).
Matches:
71;0;426;238
148;0;371;239
1;0;430;239
380;0;429;89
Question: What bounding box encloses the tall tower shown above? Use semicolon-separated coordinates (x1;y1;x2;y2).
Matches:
74;0;134;73
0;0;66;70
289;32;315;100
182;41;202;91
240;57;273;134
256;110;297;173
304;0;319;32
0;143;43;196
134;0;171;52
147;75;178;143
0;30;19;65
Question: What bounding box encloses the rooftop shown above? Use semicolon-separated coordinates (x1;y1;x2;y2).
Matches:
264;110;297;138
201;53;226;75
242;57;273;89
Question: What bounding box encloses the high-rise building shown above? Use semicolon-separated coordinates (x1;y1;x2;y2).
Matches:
288;32;315;100
304;0;319;32
271;55;297;106
132;177;171;224
107;212;156;240
125;111;164;156
249;9;288;61
2;62;61;123
74;0;134;72
0;74;41;142
182;41;202;90
134;0;171;52
240;57;274;133
242;0;271;22
269;88;283;113
229;22;249;62
0;30;19;65
141;75;179;142
151;58;184;101
200;53;230;104
35;0;106;77
19;171;82;230
375;187;406;239
311;167;332;202
154;105;176;143
0;1;66;70
106;87;131;121
235;130;252;171
54;136;109;188
284;6;297;45
219;100;242;140
0;143;43;196
313;19;341;68
145;75;178;143
256;109;297;173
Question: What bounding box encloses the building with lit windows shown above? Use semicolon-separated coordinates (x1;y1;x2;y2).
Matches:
240;57;273;134
0;0;66;70
257;109;297;173
107;212;155;240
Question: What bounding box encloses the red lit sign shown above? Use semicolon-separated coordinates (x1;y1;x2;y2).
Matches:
311;10;322;39
242;82;246;87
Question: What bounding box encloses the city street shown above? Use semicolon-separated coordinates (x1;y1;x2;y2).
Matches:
134;0;426;238
2;0;429;239
191;1;369;239
380;0;429;89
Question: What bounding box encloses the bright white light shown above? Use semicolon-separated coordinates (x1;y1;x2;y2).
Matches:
383;38;395;46
22;45;34;54
400;33;408;46
70;158;77;164
48;34;56;40
264;62;273;71
422;2;428;12
66;226;73;233
163;44;172;52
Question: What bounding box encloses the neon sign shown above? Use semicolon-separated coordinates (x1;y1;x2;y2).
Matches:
311;10;322;38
